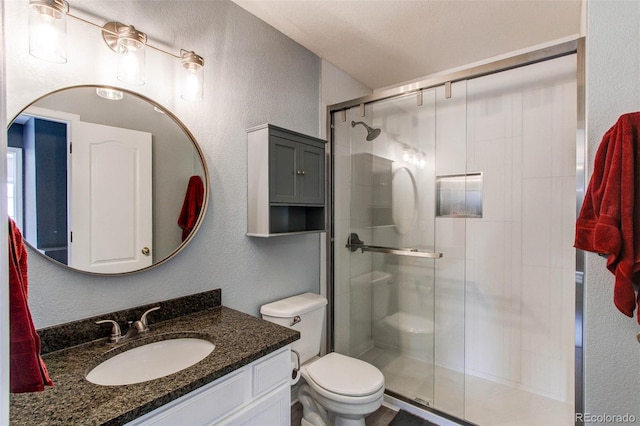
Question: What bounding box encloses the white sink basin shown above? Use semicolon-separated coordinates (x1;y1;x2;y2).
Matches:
86;337;215;386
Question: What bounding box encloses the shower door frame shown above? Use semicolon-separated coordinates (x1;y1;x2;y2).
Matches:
325;37;586;423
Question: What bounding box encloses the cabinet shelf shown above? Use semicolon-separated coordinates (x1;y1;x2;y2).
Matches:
247;124;326;237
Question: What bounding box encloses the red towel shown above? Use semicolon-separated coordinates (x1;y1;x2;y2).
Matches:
9;218;53;393
575;112;640;323
177;175;205;241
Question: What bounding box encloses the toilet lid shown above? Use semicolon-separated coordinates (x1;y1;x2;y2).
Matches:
305;352;384;397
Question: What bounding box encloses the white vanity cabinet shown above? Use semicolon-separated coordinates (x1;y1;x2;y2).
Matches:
126;346;291;425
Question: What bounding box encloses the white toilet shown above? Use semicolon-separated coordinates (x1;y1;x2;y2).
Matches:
261;292;385;426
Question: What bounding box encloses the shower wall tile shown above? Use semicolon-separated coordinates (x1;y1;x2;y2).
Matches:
520;264;566;398
521;56;577;180
561;266;576;358
509;136;523;221
333;114;352;356
562;176;578;270
333;116;352;296
466;220;522;382
350;276;373;357
525;57;577;179
522;106;555;179
334;285;351;354
435;215;466;418
463;54;576;405
333;121;350;212
522;178;553;266
435;81;467;176
334;220;351;287
395;262;435;316
520;350;563;399
561;358;575;402
477;139;508;221
435;218;466;374
560;80;578;177
466;65;522;143
549;178;564;270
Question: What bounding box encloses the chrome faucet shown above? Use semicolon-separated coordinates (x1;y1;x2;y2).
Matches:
125;306;160;339
96;306;161;344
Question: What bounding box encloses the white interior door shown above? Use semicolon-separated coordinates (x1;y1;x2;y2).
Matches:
70;121;153;273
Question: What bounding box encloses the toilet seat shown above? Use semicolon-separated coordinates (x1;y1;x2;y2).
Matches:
302;352;385;400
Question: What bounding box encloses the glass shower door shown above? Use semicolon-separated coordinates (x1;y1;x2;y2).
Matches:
332;89;459;413
333;52;577;425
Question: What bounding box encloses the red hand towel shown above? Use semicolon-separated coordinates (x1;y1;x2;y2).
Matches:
9;218;53;393
177;175;205;241
575;112;640;322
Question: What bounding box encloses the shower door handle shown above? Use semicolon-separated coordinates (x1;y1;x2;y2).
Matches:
345;233;443;259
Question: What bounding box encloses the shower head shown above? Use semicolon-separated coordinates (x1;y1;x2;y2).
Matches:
351;120;381;141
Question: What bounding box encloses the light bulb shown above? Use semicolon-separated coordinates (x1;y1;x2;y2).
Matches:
96;87;124;100
181;51;204;101
118;50;145;85
28;0;68;63
116;25;146;85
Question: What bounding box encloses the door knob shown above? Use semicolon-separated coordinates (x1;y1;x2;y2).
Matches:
141;247;150;256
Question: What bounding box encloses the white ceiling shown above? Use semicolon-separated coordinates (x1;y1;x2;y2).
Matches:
232;0;583;90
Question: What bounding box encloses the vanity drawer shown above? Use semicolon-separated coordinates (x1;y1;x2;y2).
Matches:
252;347;291;397
126;368;250;425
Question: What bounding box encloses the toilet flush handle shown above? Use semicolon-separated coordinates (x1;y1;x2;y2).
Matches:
291;316;301;326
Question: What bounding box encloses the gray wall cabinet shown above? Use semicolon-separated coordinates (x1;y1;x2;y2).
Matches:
247;124;326;237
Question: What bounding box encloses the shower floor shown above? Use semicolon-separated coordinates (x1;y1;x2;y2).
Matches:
360;347;574;426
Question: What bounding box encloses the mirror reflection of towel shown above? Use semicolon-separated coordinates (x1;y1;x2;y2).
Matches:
178;175;205;241
9;218;53;393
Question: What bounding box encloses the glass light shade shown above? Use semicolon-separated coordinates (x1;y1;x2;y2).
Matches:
116;26;146;85
95;87;124;100
181;51;204;102
28;0;68;63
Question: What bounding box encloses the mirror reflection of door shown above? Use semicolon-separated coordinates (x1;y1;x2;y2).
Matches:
71;121;152;273
7;108;153;273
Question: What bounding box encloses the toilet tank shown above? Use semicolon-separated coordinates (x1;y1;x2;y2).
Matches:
260;292;327;364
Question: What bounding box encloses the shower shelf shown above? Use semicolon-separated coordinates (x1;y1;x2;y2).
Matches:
345;233;443;259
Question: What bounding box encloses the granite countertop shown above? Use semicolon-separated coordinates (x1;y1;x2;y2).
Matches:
10;305;299;425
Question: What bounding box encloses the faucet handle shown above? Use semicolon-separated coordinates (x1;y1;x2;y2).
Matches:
140;306;160;327
96;319;123;342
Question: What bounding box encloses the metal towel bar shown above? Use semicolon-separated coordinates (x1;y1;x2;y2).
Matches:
345;233;443;259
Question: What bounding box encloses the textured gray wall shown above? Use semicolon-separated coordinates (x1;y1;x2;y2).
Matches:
584;0;640;421
5;0;321;327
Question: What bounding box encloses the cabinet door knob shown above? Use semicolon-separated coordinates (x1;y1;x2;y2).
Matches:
296;170;306;176
141;247;150;256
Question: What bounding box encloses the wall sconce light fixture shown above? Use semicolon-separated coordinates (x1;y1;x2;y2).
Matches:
180;50;204;102
102;22;147;86
95;87;124;101
402;145;427;169
28;0;205;101
28;0;68;63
